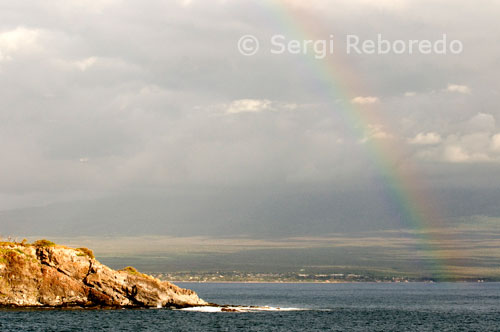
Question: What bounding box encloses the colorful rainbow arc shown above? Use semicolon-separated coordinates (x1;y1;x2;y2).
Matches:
264;1;458;279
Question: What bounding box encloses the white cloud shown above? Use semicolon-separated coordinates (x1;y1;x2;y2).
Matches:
226;99;272;114
443;145;490;163
467;113;496;133
440;132;495;163
280;0;409;12
404;92;417;97
351;96;379;105
412;120;500;163
55;0;122;14
75;57;98;71
443;146;470;163
360;124;392;143
224;99;299;115
409;132;442;145
446;84;471;94
491;134;500;151
356;0;409;10
0;27;40;61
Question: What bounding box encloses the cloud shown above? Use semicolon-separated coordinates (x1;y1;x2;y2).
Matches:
226;99;272;114
443;145;469;163
53;0;122;14
445;84;471;94
223;99;298;115
360;124;392;143
409;132;442;145
443;145;490;163
491;134;500;151
439;131;495;163
351;96;379;105
411;113;500;163
0;27;40;61
278;0;409;12
467;113;496;133
74;57;98;71
1;0;500;236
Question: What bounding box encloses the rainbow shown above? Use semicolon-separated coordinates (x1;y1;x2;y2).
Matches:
263;1;458;279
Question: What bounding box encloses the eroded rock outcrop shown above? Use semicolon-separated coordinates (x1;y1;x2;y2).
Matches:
0;241;207;308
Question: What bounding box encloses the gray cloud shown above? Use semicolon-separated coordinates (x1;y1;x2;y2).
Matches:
1;0;499;237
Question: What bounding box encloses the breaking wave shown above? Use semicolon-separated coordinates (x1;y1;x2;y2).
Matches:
177;306;306;313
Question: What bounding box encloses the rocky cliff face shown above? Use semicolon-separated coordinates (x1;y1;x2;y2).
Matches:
0;241;207;308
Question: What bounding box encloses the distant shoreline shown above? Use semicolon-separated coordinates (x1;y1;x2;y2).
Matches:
171;280;490;284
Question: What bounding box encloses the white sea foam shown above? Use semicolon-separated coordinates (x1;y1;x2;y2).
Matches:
177;306;305;313
179;306;223;312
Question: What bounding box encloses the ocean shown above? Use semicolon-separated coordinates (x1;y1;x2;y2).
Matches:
1;282;500;331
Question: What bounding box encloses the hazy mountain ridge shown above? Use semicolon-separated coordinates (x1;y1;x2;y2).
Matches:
2;187;499;238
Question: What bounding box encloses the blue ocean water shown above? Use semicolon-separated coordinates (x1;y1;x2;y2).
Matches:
1;282;500;331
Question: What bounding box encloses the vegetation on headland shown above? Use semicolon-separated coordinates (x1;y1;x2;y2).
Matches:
33;239;56;247
0;238;206;308
1;238;56;247
0;238;94;262
77;247;95;259
0;238;29;247
121;266;145;277
0;239;139;279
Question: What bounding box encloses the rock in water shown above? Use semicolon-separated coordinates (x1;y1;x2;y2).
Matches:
0;240;207;308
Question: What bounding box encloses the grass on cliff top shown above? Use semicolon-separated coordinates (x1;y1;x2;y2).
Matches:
0;238;56;247
76;247;95;259
0;239;94;259
0;238;30;247
1;238;95;257
121;266;141;275
121;266;151;279
32;239;56;247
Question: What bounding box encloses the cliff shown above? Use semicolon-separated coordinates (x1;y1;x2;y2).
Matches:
0;240;207;308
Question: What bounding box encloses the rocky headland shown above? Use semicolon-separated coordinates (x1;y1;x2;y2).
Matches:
0;240;207;308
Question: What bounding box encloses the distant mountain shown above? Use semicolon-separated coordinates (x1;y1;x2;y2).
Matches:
1;186;499;238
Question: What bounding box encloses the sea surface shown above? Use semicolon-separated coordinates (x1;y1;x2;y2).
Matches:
1;282;500;331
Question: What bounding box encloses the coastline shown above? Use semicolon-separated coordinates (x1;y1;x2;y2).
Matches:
170;280;489;284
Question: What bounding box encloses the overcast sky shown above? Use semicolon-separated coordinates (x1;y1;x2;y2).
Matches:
1;0;499;237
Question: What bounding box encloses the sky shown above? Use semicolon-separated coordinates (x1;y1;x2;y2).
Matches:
1;0;500;243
